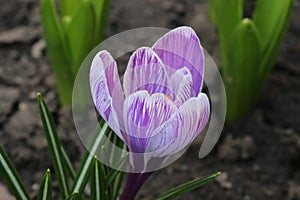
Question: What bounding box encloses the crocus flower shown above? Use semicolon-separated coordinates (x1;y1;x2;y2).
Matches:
90;26;210;199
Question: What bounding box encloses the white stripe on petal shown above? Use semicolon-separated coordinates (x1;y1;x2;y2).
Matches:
90;50;124;140
123;91;177;152
152;26;205;94
146;93;210;156
123;47;173;98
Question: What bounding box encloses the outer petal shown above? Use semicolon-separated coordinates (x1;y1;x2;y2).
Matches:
170;67;196;107
123;47;173;98
123;91;177;153
90;50;124;139
145;93;210;156
152;26;205;95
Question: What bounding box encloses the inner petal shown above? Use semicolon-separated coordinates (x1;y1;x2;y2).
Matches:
123;91;178;152
123;47;174;98
170;67;196;106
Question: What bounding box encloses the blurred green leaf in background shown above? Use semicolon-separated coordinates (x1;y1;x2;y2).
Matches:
40;0;110;106
210;0;293;122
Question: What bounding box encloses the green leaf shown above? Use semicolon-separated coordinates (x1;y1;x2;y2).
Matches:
62;15;72;30
112;170;124;200
91;0;110;43
91;157;106;200
210;0;243;27
37;169;52;200
37;93;70;198
253;0;292;51
0;146;31;200
61;147;76;180
66;0;95;77
40;0;73;106
106;152;128;186
155;172;221;200
253;0;293;81
224;19;262;122
59;0;80;16
71;122;110;195
66;192;80;200
209;0;244;68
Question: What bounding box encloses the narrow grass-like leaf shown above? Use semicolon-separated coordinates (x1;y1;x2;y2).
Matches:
155;172;221;200
61;147;76;180
224;19;262;122
91;157;106;200
0;146;31;200
112;170;124;200
71;122;110;195
66;0;95;77
40;0;73;105
37;169;52;200
37;93;70;198
106;152;128;186
66;192;80;200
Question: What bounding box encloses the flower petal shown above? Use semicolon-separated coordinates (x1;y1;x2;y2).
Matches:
123;47;173;98
123;91;177;153
152;26;205;95
145;93;210;156
90;50;124;139
170;67;196;107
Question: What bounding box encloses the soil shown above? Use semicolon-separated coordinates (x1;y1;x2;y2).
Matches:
0;0;300;199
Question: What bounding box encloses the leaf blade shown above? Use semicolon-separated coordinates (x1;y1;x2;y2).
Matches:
40;0;73;105
37;169;52;200
37;93;70;198
59;0;80;16
209;0;244;67
253;0;293;50
66;192;80;200
224;19;262;122
0;146;31;200
253;0;293;81
61;147;76;180
71;122;110;195
91;157;106;200
155;172;221;200
66;0;95;77
91;0;110;43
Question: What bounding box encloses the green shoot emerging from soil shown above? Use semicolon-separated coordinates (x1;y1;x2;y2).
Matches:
210;0;293;122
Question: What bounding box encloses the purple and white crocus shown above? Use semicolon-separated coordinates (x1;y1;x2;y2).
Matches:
90;26;210;199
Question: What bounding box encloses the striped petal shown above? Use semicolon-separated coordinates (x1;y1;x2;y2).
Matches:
123;47;173;98
152;26;205;95
145;93;210;156
170;67;196;107
123;91;177;153
90;50;124;139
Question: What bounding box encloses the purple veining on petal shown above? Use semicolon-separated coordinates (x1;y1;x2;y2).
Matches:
161;93;210;156
123;47;173;98
90;50;124;140
170;67;196;106
90;26;210;166
144;93;210;157
152;26;205;95
144;112;180;153
123;91;177;153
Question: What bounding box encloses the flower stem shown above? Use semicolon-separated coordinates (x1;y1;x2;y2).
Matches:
120;172;152;200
